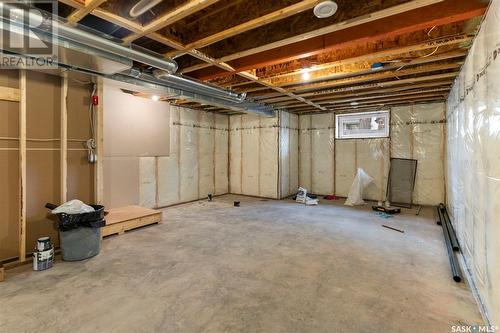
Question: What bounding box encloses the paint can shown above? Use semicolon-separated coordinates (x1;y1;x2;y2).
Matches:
33;237;54;271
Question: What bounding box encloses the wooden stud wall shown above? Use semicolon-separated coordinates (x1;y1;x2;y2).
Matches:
0;70;100;267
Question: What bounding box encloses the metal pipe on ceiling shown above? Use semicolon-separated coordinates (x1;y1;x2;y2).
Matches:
129;0;163;17
0;3;274;116
0;2;178;74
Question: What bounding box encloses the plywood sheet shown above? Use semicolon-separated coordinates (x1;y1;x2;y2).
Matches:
0;151;19;260
67;151;94;203
26;151;60;252
103;84;170;157
103;157;140;208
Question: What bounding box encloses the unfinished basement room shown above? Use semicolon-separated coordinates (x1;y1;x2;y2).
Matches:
0;0;499;332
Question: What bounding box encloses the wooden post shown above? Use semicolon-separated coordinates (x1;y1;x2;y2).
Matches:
0;264;4;282
95;78;104;204
19;70;27;263
61;75;68;203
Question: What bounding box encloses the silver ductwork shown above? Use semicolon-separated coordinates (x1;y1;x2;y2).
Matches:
111;70;276;117
0;2;178;74
0;3;277;117
129;0;163;17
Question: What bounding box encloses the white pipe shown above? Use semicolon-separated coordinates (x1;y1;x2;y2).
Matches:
129;0;163;17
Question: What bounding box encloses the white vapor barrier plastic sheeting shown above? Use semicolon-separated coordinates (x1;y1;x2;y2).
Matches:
447;0;500;324
391;103;445;205
229;114;280;199
140;107;229;207
298;114;335;195
280;112;299;198
299;114;388;200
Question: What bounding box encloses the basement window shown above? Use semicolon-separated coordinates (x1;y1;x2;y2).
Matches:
335;111;390;139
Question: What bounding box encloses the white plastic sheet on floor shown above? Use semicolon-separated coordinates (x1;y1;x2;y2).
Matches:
140;107;229;207
447;0;500;324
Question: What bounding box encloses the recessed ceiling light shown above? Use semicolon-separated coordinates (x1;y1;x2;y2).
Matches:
151;95;160;101
313;1;338;19
350;102;359;106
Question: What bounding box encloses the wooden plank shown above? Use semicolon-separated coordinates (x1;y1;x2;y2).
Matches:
124;0;221;43
288;63;461;93
172;0;323;54
92;8;144;33
61;76;68;203
67;0;107;23
189;0;485;79
95;78;104;204
0;264;4;282
0;86;20;102
102;205;162;237
19;70;26;263
262;40;470;85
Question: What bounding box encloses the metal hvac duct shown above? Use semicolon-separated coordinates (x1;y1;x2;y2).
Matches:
111;70;276;116
0;3;276;116
0;2;178;74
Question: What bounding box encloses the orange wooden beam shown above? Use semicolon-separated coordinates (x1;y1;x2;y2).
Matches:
189;0;486;81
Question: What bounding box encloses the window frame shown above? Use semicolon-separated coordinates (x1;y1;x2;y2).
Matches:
335;110;390;140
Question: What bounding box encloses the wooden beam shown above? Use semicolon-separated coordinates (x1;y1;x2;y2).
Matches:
261;37;470;85
299;71;459;98
0;86;20;102
267;50;467;88
188;0;486;79
326;92;447;108
167;0;323;56
274;81;453;105
19;70;26;263
67;0;107;23
288;62;461;93
60;76;68;203
92;8;144;33
123;0;222;43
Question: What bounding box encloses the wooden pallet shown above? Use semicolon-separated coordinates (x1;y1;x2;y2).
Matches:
102;206;162;237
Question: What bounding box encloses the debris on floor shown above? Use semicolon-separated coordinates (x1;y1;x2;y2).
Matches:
295;187;319;205
382;225;405;233
323;195;339;200
234;201;240;207
375;212;394;219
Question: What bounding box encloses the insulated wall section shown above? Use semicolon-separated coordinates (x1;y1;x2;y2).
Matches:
446;0;500;324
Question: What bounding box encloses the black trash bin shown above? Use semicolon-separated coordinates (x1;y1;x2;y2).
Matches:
46;203;106;261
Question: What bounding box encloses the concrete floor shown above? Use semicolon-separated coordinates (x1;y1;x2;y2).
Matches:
0;195;483;332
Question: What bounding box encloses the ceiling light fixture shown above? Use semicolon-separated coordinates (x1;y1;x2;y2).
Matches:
151;95;160;101
301;68;312;81
313;1;338;18
350;102;359;106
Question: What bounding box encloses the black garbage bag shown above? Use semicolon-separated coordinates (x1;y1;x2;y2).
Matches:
45;203;106;231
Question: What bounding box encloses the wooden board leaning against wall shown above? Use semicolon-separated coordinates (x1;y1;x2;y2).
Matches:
0;69;102;265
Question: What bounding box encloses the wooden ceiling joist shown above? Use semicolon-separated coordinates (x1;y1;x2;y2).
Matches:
67;0;108;23
287;62;461;94
188;0;486;80
166;0;323;57
123;0;222;43
273;81;454;106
